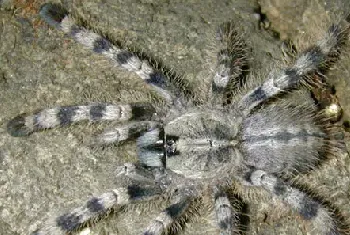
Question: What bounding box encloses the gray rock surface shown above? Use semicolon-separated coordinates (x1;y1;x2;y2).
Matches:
0;0;349;235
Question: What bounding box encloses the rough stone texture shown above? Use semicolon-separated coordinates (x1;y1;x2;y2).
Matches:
259;0;350;40
0;0;349;235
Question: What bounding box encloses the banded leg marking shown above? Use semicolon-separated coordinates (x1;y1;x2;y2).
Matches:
116;163;156;184
214;189;239;235
142;196;191;235
7;103;155;137
238;21;350;114
40;3;176;102
137;127;165;168
32;185;162;235
90;121;158;146
250;170;340;235
212;21;248;92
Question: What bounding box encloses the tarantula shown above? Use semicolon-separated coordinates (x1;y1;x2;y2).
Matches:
6;3;350;235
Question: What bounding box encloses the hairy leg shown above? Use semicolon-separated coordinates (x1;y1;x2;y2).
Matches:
90;121;158;146
39;3;182;103
32;185;163;235
142;196;191;235
210;21;248;108
7;103;155;136
211;22;248;92
214;188;240;235
116;162;157;184
250;170;340;235
238;19;350;114
137;127;165;168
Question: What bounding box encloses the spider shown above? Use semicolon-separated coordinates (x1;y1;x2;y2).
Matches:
6;2;350;235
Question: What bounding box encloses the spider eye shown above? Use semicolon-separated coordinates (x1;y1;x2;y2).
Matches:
166;140;176;154
165;135;179;157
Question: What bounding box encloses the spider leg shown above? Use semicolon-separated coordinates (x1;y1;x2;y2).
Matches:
250;170;339;235
211;22;248;99
39;3;181;103
142;196;191;235
137;127;165;168
90;121;158;146
214;188;240;235
7;102;156;137
238;19;349;114
116;162;157;184
32;184;163;235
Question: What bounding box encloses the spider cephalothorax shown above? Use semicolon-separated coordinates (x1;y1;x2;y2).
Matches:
6;3;350;235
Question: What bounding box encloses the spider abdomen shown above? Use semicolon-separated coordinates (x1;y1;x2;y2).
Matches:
240;101;334;174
